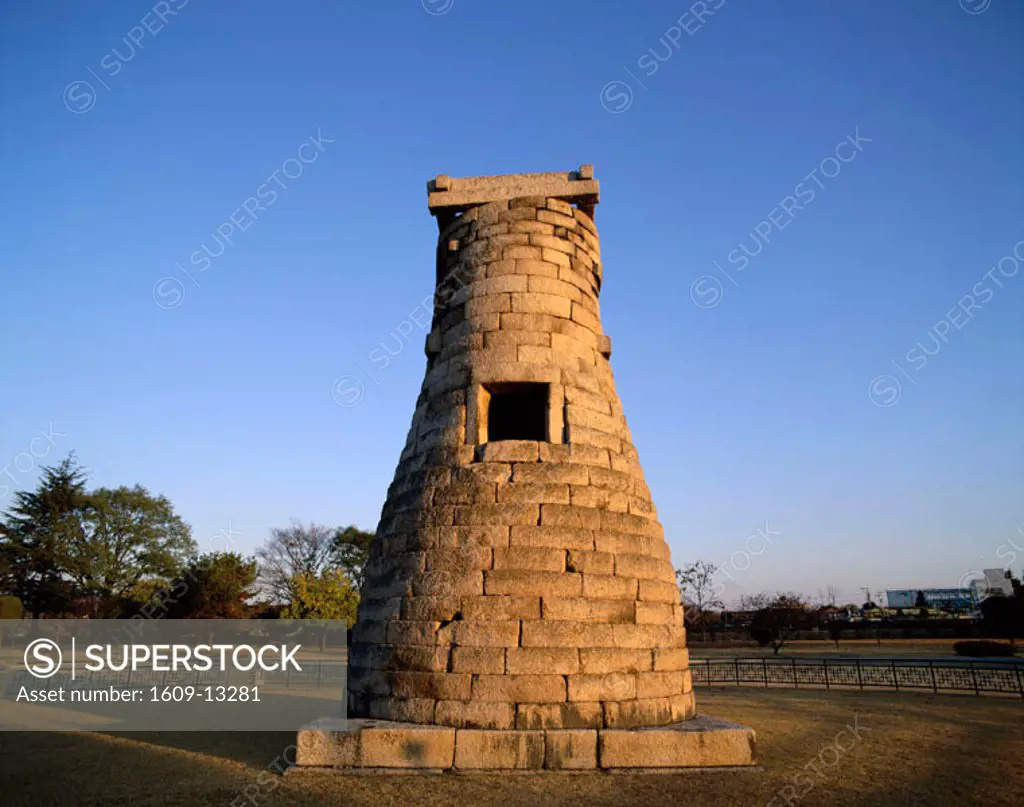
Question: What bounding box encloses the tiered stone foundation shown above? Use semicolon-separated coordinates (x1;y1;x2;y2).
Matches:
295;168;756;772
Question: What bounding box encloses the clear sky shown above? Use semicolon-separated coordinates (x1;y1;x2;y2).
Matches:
1;1;1022;607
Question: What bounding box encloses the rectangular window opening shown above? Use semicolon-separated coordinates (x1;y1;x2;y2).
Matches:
484;382;548;442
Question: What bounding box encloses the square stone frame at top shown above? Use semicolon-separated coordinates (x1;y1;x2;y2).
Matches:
466;367;564;447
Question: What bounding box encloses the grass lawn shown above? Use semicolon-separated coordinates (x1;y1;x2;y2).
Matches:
688;638;1013;658
0;688;1020;806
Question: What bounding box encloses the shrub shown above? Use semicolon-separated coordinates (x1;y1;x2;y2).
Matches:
953;640;1017;657
0;596;22;620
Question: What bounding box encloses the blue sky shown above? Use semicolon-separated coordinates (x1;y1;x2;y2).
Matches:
1;1;1021;606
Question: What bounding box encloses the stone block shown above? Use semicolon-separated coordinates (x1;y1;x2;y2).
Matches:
485;569;582;598
454;730;545;770
452;646;506;674
471;674;567;702
493;546;566;573
588;466;633;491
483;258;520;278
567;672;636;702
422;545;492;571
474;441;540;463
454;503;539;526
368;697;436;724
484;330;551;349
362;644;449;672
361;724;458;768
510;258;560;278
536;209;578;229
635;601;675;625
582;573;637;600
354;597;403;622
465;293;512;316
504;245;544;261
610;624;675;650
385;620;440;647
389;672;471;701
550;333;596;365
527;275;582;299
506;647;579;674
517;344;556;365
540;248;571;268
570;302;601;333
603;696;676;728
566;549;615;575
559;265;597;295
510;220;556;235
670;691;696;721
540;503;601;529
512;463;590;485
508;195;548;209
496;482;571;505
541;596;634;623
295;720;361;767
570;485;628;512
653;647;690;672
546;198;576;215
459;595;541;621
521;620;614;648
509;525;595;550
352;620;388;645
516;702;602;729
615;553;675;582
634;671;684;700
436;619;521;647
545;729;597;770
410;569;484;599
578;648;653;675
598;716;756;768
435;700;515;729
435;524;511;548
628;496;656;517
638;579;680;603
529;233;576;256
566;444;611;468
510;292;572;319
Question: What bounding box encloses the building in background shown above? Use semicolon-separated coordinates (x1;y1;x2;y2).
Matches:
970;569;1014;601
885;588;974;611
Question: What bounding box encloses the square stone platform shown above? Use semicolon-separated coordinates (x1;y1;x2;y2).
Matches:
292;715;756;773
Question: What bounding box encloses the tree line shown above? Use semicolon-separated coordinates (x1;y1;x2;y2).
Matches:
677;560;1024;654
0;456;373;624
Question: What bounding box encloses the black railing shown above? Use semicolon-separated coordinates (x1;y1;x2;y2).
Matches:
8;656;1022;699
691;656;1024;698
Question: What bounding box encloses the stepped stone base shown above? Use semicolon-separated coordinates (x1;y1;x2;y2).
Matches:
293;715;755;772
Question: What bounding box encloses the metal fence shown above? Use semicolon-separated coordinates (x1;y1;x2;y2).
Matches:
691;657;1024;698
9;657;1021;700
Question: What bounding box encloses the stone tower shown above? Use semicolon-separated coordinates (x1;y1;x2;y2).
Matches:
298;168;755;771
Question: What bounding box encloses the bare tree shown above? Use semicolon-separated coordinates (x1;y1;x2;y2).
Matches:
256;521;336;603
676;561;724;639
739;592;772;612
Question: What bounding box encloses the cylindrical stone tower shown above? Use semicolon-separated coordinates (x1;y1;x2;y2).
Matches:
348;167;695;732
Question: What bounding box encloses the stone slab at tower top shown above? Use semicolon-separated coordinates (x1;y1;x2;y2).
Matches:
427;165;599;225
